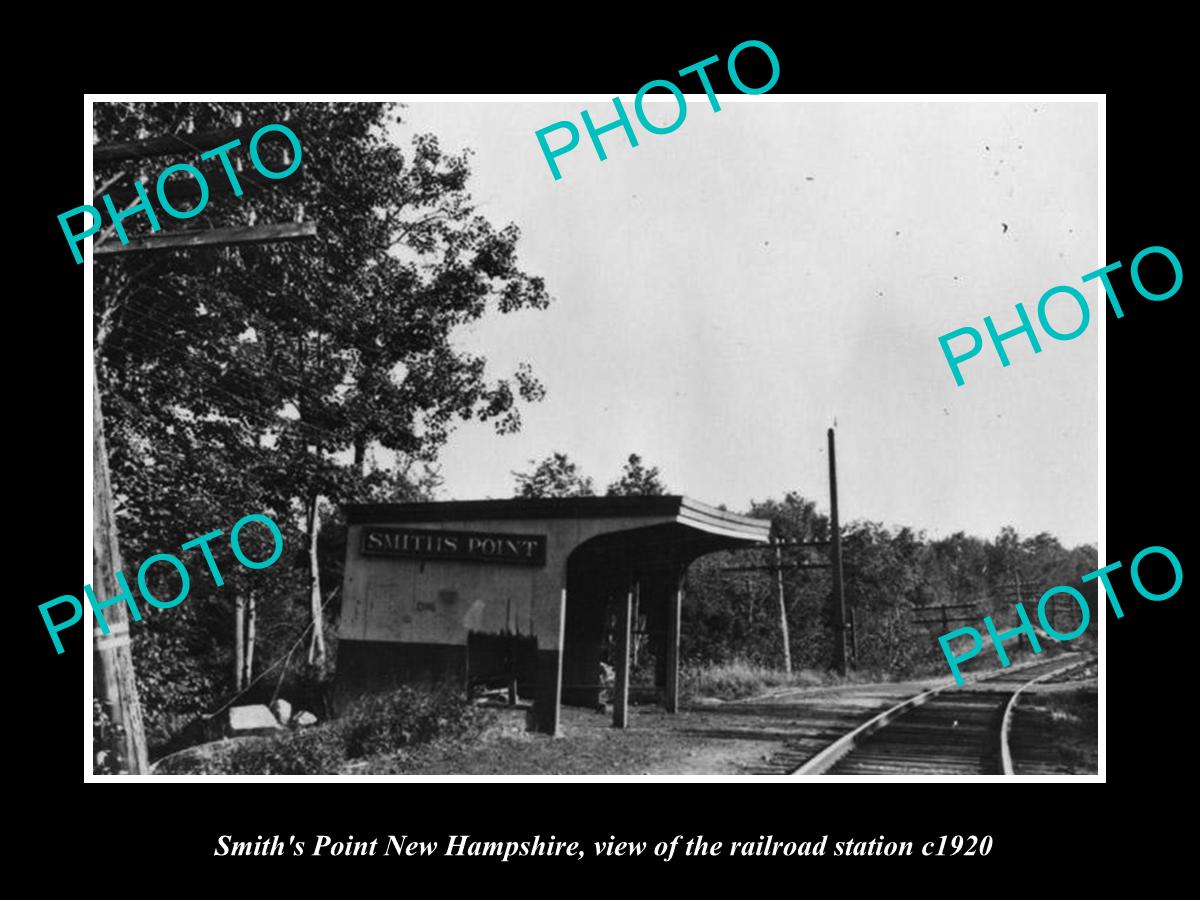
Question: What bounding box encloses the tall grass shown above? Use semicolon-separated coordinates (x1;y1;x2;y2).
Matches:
681;659;899;701
681;660;825;700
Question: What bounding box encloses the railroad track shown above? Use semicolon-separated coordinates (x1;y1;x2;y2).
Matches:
790;654;1095;776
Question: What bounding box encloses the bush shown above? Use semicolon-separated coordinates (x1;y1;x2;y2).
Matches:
160;727;347;775
340;686;485;759
154;685;489;774
224;727;348;775
93;700;119;774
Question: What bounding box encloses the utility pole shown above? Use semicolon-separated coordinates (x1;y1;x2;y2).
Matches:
773;539;792;675
722;538;828;675
718;436;842;676
92;370;148;773
829;427;848;677
847;607;858;669
89;116;315;772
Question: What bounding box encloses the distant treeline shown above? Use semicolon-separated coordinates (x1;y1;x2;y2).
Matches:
683;493;1098;677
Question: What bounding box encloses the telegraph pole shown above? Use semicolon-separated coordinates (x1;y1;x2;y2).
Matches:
773;538;792;675
717;432;845;676
829;427;848;676
92;369;148;773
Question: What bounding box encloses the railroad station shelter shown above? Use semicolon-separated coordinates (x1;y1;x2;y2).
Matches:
335;497;771;734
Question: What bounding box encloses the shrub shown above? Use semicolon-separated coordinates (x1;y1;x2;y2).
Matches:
226;727;347;774
93;700;119;775
154;685;489;774
340;686;486;759
164;728;347;775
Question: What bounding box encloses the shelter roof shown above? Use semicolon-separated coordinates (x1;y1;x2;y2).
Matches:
344;496;771;544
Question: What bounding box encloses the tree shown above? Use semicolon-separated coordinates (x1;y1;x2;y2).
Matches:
681;493;830;670
94;102;552;736
682;490;1098;679
512;453;594;498
606;454;668;496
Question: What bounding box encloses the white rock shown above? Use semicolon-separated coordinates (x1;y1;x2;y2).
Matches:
293;710;319;727
270;698;293;725
228;704;281;735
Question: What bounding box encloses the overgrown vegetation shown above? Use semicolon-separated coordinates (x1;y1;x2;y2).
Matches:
155;687;490;775
199;728;349;776
681;661;825;700
94;102;551;753
680;660;902;701
93;700;120;775
683;494;1097;680
1010;689;1098;774
341;686;489;758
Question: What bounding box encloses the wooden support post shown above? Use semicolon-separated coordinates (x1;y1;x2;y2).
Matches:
664;577;682;713
532;588;566;735
613;585;633;728
631;581;640;670
829;427;849;676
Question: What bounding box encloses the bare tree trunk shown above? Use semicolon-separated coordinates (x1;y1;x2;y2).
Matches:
234;596;246;691
244;595;257;686
307;494;327;670
354;435;367;477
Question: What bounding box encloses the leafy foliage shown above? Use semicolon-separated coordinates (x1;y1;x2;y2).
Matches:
512;452;595;498
93;700;120;775
93;102;550;745
606;454;668;496
340;686;488;758
513;451;672;499
683;493;1098;677
163;729;348;776
154;686;487;774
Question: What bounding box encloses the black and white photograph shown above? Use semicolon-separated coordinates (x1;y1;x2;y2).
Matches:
78;96;1105;780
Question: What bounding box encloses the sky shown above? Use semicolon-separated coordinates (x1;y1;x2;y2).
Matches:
387;100;1099;548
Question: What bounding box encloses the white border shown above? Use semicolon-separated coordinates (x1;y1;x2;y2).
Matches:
83;92;1106;783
